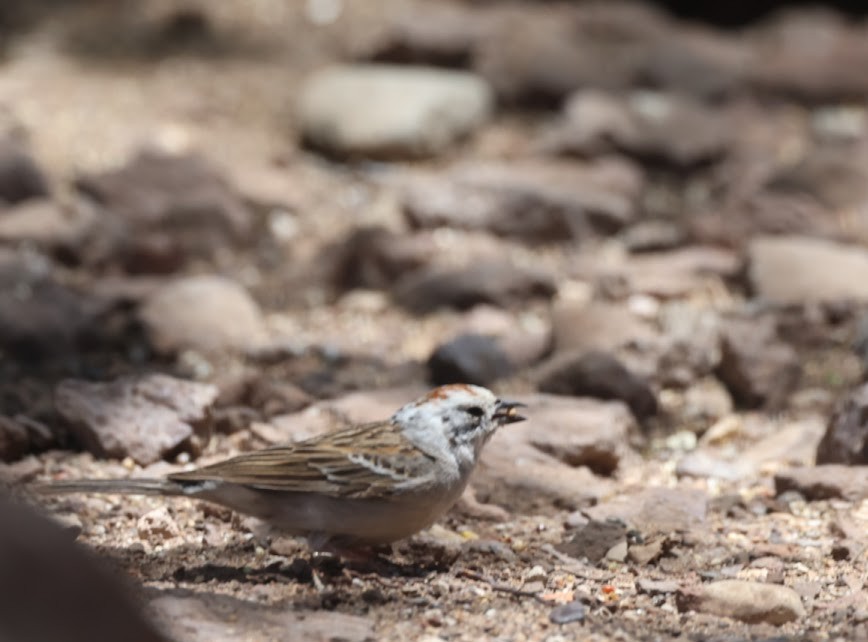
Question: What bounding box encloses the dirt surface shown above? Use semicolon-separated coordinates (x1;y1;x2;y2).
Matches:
2;1;868;641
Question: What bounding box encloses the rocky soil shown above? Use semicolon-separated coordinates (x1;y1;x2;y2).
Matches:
1;1;868;640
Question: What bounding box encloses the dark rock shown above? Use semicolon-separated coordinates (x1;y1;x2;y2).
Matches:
75;149;252;272
427;333;513;387
689;191;838;249
55;374;218;465
557;519;627;563
392;259;556;313
0;415;52;462
715;317;799;409
549;601;587;625
816;384;868;465
325;226;433;291
774;465;868;501
536;350;658;421
0;139;50;204
402;158;642;241
0;495;169;642
0;250;106;360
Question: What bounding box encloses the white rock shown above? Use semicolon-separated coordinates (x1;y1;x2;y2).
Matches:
298;64;493;158
140;275;267;354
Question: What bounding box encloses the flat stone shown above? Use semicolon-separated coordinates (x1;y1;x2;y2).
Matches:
676;580;805;625
297;64;492;159
151;593;374;642
748;236;868;305
55;374;218;465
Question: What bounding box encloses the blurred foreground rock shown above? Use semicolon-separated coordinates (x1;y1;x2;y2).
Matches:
0;496;167;642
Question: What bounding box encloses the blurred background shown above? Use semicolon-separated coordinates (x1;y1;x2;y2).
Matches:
2;1;868;640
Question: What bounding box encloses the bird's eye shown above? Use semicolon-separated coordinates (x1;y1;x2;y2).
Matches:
465;406;485;418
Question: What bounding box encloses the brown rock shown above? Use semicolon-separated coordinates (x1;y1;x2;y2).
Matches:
75;149;252;271
676;580;805;625
536;350;658;422
749;10;868;101
549;90;732;169
715;317;799;409
816;383;868;465
474;395;631;512
550;301;656;355
585;487;708;537
775;465;868;501
366;2;486;67
402;158;643;241
325;226;434;291
55;374;218;465
392;259;556;313
0;415;52;462
0;251;106;360
475;4;668;106
139;275;267;355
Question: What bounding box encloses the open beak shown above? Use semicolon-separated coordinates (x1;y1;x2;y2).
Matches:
494;400;527;425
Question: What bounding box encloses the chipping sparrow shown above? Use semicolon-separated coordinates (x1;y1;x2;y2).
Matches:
38;384;525;551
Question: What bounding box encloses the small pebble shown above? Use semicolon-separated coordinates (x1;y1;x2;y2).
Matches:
549;601;587;625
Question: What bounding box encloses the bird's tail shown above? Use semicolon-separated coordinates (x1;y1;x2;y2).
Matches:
33;478;188;497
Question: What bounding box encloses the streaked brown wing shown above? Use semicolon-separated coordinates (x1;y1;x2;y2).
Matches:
168;421;435;499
